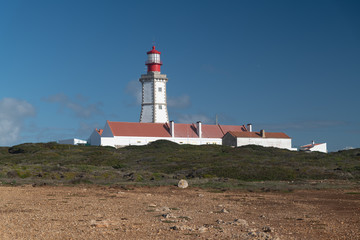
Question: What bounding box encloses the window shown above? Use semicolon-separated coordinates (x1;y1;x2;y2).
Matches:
158;87;162;92
159;105;162;109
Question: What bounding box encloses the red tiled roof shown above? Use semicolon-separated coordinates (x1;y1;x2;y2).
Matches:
219;125;247;135
106;121;252;139
201;124;225;138
227;131;291;139
107;121;171;137
173;123;198;138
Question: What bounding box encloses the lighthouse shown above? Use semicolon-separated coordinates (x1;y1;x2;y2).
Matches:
139;46;169;123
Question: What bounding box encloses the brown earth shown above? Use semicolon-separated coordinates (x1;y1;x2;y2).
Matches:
0;185;359;239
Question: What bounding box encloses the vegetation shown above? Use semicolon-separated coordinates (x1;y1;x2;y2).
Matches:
0;140;359;189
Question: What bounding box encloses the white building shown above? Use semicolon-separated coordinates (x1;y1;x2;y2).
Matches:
90;120;249;148
299;141;327;153
58;138;87;145
222;129;295;151
89;121;295;150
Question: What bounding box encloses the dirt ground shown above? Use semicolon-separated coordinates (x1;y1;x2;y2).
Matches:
0;185;359;240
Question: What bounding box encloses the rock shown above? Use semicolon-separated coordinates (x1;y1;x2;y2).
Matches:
262;226;272;232
216;219;224;224
178;179;189;189
170;225;193;231
90;220;110;228
170;225;178;230
198;226;208;233
162;207;170;211
162;213;176;219
246;230;272;240
258;232;272;239
148;203;157;207
233;219;248;227
220;208;229;213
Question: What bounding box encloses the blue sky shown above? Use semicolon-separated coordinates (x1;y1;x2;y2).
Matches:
0;0;359;151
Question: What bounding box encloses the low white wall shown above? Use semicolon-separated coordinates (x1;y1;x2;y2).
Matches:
236;138;293;150
58;138;87;145
311;143;327;153
100;136;222;148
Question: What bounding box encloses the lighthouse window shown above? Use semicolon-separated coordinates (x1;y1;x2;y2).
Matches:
159;105;162;109
158;87;162;92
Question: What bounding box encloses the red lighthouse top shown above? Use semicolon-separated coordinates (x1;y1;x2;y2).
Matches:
146;46;162;72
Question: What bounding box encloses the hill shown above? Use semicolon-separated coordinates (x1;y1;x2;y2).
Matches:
0;141;359;189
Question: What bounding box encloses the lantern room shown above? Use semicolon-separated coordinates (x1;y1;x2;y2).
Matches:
146;46;162;72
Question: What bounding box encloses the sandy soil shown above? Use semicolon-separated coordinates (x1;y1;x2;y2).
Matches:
0;185;359;239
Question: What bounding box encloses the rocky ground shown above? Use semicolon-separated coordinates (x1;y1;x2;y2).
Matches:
0;185;359;239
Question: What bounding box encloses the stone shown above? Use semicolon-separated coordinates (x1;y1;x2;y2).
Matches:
170;226;178;230
246;231;272;240
90;220;110;228
233;219;249;227
220;208;229;213
170;225;193;231
162;207;170;211
178;179;189;188
262;226;272;232
198;226;208;233
162;213;176;219
216;219;224;224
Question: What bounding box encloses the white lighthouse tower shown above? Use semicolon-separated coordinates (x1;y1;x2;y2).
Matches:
139;46;169;123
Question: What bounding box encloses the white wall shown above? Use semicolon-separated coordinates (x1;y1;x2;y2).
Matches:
154;81;166;104
310;143;327;153
223;133;295;150
236;137;293;150
237;138;291;150
58;138;87;145
100;136;222;148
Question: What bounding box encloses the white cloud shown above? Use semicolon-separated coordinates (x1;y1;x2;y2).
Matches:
176;114;212;124
44;93;103;118
168;95;191;108
0;98;36;145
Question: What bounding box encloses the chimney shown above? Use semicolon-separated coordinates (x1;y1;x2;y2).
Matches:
197;121;202;138
170;121;175;137
312;140;315;145
260;129;266;138
247;123;252;132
